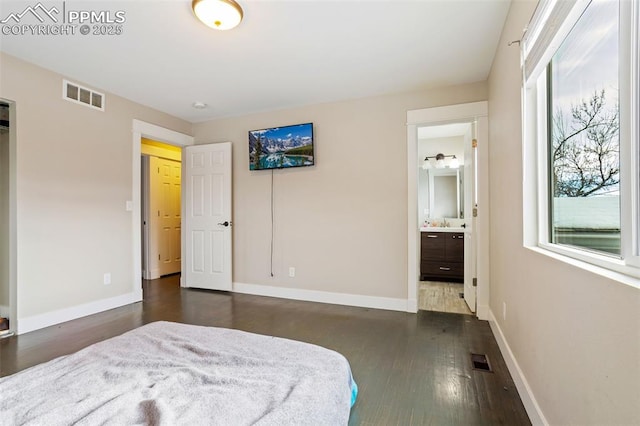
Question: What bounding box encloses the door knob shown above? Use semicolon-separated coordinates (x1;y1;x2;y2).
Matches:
217;221;231;227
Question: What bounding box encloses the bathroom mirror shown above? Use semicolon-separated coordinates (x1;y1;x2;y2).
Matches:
428;168;463;219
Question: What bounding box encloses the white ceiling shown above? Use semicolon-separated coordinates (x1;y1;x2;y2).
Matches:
0;0;511;122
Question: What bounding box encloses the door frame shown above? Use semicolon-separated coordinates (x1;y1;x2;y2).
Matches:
143;155;183;279
131;120;193;300
406;101;490;319
141;155;151;279
1;98;17;335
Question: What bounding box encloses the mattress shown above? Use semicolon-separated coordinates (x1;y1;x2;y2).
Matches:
0;321;358;425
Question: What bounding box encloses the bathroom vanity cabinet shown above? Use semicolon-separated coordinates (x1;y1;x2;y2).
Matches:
420;231;464;282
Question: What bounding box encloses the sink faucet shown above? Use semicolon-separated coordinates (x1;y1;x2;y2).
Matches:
443;218;449;227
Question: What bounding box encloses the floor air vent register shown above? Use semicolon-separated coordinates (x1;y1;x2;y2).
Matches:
470;353;492;372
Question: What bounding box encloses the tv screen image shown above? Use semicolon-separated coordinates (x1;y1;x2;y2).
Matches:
249;122;314;170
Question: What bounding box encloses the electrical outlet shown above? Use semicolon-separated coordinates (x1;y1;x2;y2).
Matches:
502;302;507;321
288;267;295;278
103;273;111;285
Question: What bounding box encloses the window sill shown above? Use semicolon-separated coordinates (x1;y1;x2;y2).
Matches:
524;243;640;289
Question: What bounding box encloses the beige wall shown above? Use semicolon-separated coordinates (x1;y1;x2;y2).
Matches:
0;53;191;321
488;2;640;424
193;83;487;300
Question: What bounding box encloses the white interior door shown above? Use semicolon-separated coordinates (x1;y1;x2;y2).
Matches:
156;157;181;276
148;156;181;278
463;125;476;312
183;142;232;291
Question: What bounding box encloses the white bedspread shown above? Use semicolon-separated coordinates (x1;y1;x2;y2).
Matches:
0;321;356;425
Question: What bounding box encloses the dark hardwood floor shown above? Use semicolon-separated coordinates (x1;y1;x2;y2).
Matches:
0;275;530;425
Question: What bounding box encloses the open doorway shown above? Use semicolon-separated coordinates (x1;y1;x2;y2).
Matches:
417;123;474;315
131;120;193;301
141;139;182;281
1;99;16;337
406;101;490;320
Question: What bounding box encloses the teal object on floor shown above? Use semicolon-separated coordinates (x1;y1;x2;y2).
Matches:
349;373;358;407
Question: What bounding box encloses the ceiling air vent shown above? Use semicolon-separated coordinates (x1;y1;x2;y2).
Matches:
63;79;105;111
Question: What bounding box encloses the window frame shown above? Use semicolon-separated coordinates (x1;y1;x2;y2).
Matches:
522;0;640;283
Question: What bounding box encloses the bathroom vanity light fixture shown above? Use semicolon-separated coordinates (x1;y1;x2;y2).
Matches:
192;0;243;30
422;153;461;169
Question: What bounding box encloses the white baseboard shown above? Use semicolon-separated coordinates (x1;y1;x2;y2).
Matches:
407;298;418;313
488;309;548;426
476;303;489;321
233;282;409;312
147;268;160;280
18;292;141;335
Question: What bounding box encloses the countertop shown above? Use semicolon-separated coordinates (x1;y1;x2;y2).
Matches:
420;226;465;233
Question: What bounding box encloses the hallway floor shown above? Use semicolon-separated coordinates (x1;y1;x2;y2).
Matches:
419;281;473;315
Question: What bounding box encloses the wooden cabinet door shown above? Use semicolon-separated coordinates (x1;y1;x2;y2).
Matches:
445;233;464;261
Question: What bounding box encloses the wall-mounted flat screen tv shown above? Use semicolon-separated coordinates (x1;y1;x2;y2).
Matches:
249;122;314;170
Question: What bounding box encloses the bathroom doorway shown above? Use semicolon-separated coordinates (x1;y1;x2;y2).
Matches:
417;122;474;315
406;101;490;319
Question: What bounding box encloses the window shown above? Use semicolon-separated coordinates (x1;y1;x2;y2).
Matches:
548;0;620;256
523;0;639;279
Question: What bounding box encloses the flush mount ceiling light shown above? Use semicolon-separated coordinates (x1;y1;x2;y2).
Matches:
192;101;208;109
192;0;243;31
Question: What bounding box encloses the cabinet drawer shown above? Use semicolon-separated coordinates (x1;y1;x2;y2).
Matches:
420;261;463;278
421;233;445;260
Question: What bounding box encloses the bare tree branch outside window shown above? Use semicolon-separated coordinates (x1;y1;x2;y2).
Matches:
551;90;619;198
